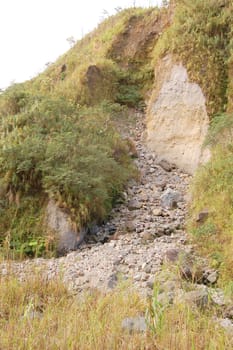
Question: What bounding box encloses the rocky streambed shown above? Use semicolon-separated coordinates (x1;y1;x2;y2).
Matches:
1;112;233;335
0;112;192;294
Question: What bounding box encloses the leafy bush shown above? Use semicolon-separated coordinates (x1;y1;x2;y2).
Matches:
0;197;54;259
0;93;136;257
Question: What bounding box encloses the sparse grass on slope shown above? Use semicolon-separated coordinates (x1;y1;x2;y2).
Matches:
0;272;232;350
0;273;155;350
29;7;159;107
153;0;232;116
189;114;233;286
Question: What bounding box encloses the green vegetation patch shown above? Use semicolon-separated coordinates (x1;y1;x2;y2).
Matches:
189;144;233;283
153;0;233;116
0;86;136;258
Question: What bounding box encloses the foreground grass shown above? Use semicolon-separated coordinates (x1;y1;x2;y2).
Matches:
0;274;155;350
0;272;232;350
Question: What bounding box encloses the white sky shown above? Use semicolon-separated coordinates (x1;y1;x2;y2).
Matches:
0;0;162;89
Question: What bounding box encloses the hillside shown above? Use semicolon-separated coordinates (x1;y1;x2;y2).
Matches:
0;1;233;349
0;6;172;257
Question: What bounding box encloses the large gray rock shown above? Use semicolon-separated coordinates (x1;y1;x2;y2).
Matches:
46;200;86;254
182;288;209;308
160;188;182;209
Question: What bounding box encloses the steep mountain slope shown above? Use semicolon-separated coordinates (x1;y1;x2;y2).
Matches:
0;1;233;349
0;6;172;257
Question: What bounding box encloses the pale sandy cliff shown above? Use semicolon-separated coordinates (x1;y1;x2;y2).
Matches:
146;56;210;174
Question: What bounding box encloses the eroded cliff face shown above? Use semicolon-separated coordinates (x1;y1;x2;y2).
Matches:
146;56;210;174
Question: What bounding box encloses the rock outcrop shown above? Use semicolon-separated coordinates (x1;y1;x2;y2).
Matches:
46;200;85;254
146;56;210;174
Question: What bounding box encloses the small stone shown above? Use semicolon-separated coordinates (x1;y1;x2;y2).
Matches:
134;274;141;281
122;316;147;333
152;208;162;216
139;194;148;202
113;258;122;266
164;248;181;263
210;289;227;306
145;266;152;274
224;306;233;320
107;273;118;289
136;226;144;233
146;278;154;289
206;271;218;284
218;318;233;336
128;200;141;210
160;280;178;293
141;273;148;281
155;179;167;190
141;232;155;243
183;288;209;308
158;292;174;305
106;225;117;235
158;159;174;172
160;188;183;210
196;209;209;223
125;221;136;232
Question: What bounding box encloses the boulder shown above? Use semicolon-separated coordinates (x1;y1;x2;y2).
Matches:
46;199;86;254
146;55;210;174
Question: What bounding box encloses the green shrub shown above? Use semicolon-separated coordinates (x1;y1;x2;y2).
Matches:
0;93;136;257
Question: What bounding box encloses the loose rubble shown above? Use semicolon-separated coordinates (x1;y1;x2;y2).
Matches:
0;112;192;296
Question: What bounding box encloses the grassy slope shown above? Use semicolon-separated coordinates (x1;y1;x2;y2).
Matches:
153;0;233;285
0;7;162;258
